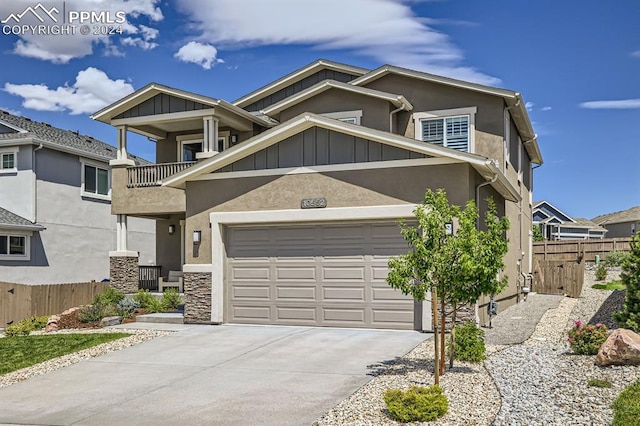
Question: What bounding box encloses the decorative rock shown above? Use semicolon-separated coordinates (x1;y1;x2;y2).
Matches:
99;316;122;327
61;307;80;316
45;315;60;333
596;328;640;366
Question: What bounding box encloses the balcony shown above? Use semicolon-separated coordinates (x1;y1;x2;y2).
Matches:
127;161;195;188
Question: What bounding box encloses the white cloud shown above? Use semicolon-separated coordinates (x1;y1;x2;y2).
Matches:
541;106;552;111
174;0;499;85
580;99;640;109
174;41;224;69
525;101;534;111
122;24;160;50
4;67;134;115
631;50;640;58
0;0;163;63
0;107;21;116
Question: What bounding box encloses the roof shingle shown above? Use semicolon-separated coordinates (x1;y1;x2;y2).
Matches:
0;207;43;230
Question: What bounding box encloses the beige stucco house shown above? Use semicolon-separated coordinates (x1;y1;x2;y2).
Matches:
92;59;543;330
592;206;640;238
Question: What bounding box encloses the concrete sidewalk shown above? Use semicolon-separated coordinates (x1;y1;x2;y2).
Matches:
484;293;565;345
0;324;427;426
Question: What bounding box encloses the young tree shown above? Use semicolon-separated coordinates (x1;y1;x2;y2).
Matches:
532;225;544;242
613;233;640;332
387;189;509;382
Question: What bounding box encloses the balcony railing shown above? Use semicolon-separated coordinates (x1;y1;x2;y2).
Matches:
127;162;195;188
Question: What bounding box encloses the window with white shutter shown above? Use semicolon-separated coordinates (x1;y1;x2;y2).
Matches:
413;107;476;153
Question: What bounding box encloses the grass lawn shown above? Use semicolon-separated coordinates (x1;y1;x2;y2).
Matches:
613;379;640;426
592;280;626;290
0;333;130;375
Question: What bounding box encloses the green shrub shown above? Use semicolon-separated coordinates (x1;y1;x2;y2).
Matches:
567;320;609;355
605;251;629;268
133;289;156;309
588;379;612;388
614;234;640;333
384;386;448;423
595;264;608;281
93;287;125;306
4;316;49;337
449;321;487;362
78;302;116;323
612;379;640;426
161;288;182;311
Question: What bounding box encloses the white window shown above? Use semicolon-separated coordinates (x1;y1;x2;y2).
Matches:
413;107;476;153
81;160;111;200
0;148;18;174
321;110;363;125
178;132;230;161
0;233;29;260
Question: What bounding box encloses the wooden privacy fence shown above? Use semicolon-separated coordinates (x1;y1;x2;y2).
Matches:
532;259;584;298
0;281;109;327
533;237;633;263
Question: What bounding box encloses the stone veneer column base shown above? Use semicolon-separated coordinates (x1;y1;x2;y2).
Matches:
442;303;478;331
109;255;139;294
183;272;212;324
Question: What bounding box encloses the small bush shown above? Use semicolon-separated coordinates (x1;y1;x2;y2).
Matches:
595;264;608;281
116;298;140;319
567;320;609;355
612;379;640;426
605;251;629;268
145;297;164;313
588;379;612;388
133;289;156;309
78;303;115;323
93;287;125;306
161;288;182;311
449;321;487;362
4;316;49;337
384;386;448;423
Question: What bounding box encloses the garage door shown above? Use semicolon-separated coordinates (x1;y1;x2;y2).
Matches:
225;222;417;329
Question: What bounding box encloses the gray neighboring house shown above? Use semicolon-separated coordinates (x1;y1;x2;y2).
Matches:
592;206;640;238
0;110;155;284
533;200;607;240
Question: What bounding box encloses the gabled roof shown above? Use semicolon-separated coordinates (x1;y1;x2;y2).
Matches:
91;83;276;128
232;59;370;108
162;112;520;202
593;206;640;225
260;80;413;116
0;207;45;231
350;64;543;165
533;200;575;223
572;218;607;231
0;110;148;164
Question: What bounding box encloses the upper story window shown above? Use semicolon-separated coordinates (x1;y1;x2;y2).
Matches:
0;148;18;174
321;110;363;125
81;159;111;201
0;233;29;260
178;132;230;161
413;107;476;153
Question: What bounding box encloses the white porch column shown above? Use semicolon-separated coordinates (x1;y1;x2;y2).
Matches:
179;219;186;267
116;214;128;251
197;116;218;159
117;125;128;160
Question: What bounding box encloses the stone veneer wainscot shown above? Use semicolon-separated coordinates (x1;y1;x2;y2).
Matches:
183;272;212;324
109;256;139;294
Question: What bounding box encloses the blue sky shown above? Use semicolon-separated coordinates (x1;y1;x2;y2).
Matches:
0;0;638;219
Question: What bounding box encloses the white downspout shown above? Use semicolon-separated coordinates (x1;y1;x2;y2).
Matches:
389;103;406;132
32;143;43;223
475;173;498;228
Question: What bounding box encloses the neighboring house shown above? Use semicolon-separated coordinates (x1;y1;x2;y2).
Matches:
0;111;155;284
592;206;640;238
533;200;607;240
92;59;543;330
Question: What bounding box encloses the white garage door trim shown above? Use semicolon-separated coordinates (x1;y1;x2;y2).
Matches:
210;204;432;327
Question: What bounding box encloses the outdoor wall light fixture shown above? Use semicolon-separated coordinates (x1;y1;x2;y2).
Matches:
193;230;201;244
168;225;175;235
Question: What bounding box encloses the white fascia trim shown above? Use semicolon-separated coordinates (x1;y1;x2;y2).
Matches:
209;204;416;323
193;157;462;182
233;60;369;107
0;224;44;232
109;250;139;257
261;80;411;116
535;201;575;223
413;107;477;153
0;120;28;133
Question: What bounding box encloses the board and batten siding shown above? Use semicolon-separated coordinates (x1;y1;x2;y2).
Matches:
114;94;210;119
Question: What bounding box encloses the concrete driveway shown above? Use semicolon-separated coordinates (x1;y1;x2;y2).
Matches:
0;324;427;425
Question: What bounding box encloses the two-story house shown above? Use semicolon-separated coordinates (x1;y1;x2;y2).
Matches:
533;200;607;240
92;59;543;330
592;206;640;238
0;111;155;284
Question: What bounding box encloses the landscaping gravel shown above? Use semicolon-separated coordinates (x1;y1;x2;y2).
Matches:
0;328;169;389
316;267;637;426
